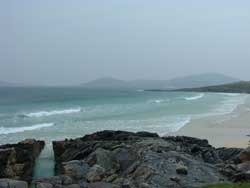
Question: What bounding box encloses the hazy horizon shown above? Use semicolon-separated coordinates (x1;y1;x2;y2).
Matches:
1;1;250;85
0;72;243;87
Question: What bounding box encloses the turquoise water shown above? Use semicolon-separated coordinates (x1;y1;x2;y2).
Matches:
0;87;247;177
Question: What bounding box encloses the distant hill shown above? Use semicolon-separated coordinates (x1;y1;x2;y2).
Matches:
81;73;240;89
82;77;128;89
162;73;239;89
178;81;250;94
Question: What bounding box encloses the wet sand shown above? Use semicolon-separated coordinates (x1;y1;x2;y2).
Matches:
173;95;250;148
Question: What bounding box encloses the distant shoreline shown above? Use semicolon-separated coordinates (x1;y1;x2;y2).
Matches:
145;89;247;93
146;80;250;94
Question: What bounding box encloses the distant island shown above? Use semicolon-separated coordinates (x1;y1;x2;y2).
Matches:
177;81;250;94
145;81;250;94
81;73;239;90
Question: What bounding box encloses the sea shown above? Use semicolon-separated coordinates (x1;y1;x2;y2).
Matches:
0;87;247;178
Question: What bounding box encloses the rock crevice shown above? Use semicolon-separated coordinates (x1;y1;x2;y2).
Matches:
0;139;45;182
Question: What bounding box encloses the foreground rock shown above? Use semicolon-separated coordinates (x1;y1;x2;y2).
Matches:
0;179;28;188
41;130;244;188
0;139;45;182
221;147;250;182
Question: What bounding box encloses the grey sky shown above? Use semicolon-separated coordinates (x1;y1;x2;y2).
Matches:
0;0;250;85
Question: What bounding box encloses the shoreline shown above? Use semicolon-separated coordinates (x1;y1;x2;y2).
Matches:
173;94;250;148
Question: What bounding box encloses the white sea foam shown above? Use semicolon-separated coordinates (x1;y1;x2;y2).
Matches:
153;99;164;104
193;94;248;120
137;89;144;92
148;99;170;104
184;93;204;101
155;117;191;137
167;116;191;133
0;123;55;135
24;107;82;118
218;93;241;97
214;94;248;115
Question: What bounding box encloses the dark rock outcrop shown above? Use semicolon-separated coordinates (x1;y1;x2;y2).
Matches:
239;147;250;162
0;139;45;182
216;147;243;163
1;130;249;188
49;130;245;188
0;178;28;188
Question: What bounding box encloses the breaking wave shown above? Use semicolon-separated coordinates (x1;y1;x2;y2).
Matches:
0;123;55;135
184;93;204;101
148;99;170;104
23;107;82;118
219;93;241;97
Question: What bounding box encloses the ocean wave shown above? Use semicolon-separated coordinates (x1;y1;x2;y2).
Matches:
148;99;170;104
218;93;241;97
184;93;204;101
214;95;248;115
80;115;191;136
194;94;248;119
137;89;144;92
0;123;55;135
167;117;191;133
23;107;82;118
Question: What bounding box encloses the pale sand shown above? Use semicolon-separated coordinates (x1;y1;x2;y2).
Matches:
173;95;250;148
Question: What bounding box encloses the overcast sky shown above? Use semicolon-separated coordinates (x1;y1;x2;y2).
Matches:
0;1;250;85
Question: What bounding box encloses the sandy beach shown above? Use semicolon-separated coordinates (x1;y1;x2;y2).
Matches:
174;95;250;148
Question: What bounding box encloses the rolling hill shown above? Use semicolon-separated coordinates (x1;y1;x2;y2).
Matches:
81;73;240;90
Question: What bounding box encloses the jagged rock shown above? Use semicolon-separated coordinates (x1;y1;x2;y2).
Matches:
113;147;137;172
240;147;250;162
135;132;159;138
35;175;79;188
64;184;80;188
232;171;250;182
225;162;250;182
0;139;45;182
88;182;120;188
86;165;106;182
219;164;238;178
86;148;119;173
52;131;156;173
51;130;246;188
176;163;188;175
36;182;53;188
170;176;181;183
237;162;250;172
61;175;74;185
140;183;150;188
104;174;118;182
36;176;63;185
0;178;28;188
163;136;210;147
163;136;223;164
81;130;159;142
62;160;90;180
216;147;243;164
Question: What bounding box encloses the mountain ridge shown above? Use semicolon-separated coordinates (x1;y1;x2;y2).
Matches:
81;73;240;89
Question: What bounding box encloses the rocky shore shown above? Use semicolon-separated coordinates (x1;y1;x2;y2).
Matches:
1;131;250;188
0;139;45;187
